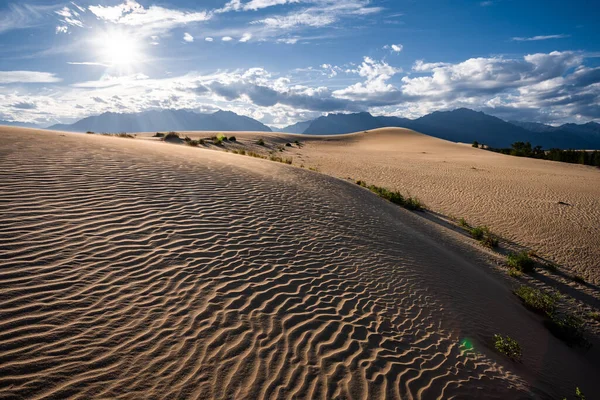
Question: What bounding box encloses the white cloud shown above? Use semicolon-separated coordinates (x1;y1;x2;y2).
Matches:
183;32;194;42
56;26;69;34
240;33;253;42
205;37;214;42
334;57;402;99
384;44;403;53
222;36;233;41
512;34;570;42
254;13;334;29
89;0;211;37
0;71;62;84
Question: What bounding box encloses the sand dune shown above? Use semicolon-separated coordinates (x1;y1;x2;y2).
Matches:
173;128;600;284
1;127;599;399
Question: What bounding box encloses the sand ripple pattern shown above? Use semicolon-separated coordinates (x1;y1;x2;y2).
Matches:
0;130;529;399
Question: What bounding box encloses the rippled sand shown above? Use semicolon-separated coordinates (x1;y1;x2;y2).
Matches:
1;127;599;399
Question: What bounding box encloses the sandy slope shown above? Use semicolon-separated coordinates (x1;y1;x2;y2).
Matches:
174;128;600;284
1;127;599;399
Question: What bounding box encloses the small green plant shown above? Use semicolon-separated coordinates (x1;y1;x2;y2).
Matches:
468;225;498;248
545;313;589;348
256;138;265;146
469;226;485;240
355;180;424;211
458;217;469;228
514;286;558;316
507;252;535;273
229;136;237;141
493;334;522;361
587;311;600;322
247;151;266;159
217;133;227;142
508;268;522;278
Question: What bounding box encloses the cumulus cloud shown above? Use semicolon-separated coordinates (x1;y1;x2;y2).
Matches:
222;36;233;41
3;51;599;127
205;37;214;42
512;34;570;41
183;32;194;42
88;0;211;36
0;71;62;84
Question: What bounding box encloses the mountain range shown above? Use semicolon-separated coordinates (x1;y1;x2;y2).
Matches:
3;108;599;149
48;109;272;133
284;108;600;149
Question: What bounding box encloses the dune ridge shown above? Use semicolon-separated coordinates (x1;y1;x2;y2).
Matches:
1;127;599;399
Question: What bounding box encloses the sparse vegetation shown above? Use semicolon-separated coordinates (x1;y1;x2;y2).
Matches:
507;252;535;273
467;225;499;248
493;334;522;361
472;140;479;148
285;142;292;147
154;132;165;138
545;313;589;348
86;131;94;134
355;180;424;211
508;268;522;278
257;138;265;146
115;132;135;138
587;311;600;322
514;286;558;316
269;154;293;164
294;140;303;147
232;149;246;155
187;140;201;147
229;136;237;141
164;131;180;141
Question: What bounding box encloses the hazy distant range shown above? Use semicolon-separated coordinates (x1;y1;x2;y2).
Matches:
4;108;600;149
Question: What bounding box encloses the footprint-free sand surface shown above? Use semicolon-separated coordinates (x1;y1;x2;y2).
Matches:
1;127;599;399
174;128;600;284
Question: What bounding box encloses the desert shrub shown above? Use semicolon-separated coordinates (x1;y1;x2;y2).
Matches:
232;149;246;155
256;138;265;146
544;313;589;348
514;286;558;316
86;131;94;134
355;181;424;211
212;135;224;146
587;311;600;322
247;151;266;159
481;233;499;248
493;334;522;361
507;252;535;273
269;154;292;164
508;268;522;278
154;132;165;138
470;226;485;240
164;131;180;141
458;218;469;228
217;133;227;141
199;139;205;145
116;132;134;138
229;136;236;141
403;197;424;211
187;140;200;147
294;140;303;147
472;141;479;148
184;136;192;143
286;142;292;147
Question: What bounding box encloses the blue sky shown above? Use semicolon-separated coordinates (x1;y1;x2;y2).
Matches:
1;0;599;127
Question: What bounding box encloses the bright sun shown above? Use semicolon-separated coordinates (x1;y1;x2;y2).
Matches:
97;31;143;67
